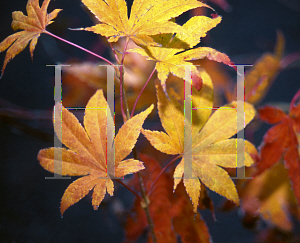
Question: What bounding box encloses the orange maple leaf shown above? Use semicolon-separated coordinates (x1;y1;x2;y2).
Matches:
124;154;177;243
0;0;62;77
38;90;153;215
171;182;212;243
256;92;300;206
124;154;212;243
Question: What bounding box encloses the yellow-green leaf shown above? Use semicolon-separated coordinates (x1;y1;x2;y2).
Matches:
129;21;233;91
80;0;210;45
172;15;222;49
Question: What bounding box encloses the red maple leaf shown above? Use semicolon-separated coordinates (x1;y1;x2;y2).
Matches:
256;90;300;206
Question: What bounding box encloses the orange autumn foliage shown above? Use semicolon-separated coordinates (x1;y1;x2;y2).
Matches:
0;0;299;242
38;90;153;215
0;0;61;76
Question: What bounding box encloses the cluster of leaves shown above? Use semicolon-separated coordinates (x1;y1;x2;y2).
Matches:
1;0;300;242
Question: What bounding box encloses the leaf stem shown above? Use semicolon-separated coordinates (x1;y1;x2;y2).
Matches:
44;30;115;67
115;179;141;199
131;67;156;117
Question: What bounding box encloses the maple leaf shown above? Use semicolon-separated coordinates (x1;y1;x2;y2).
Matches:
241;162;300;232
171;182;212;243
79;0;212;46
0;0;62;77
38;89;153;215
232;32;285;105
124;154;177;243
129;15;234;91
124;154;212;243
142;80;257;212
256;94;300;206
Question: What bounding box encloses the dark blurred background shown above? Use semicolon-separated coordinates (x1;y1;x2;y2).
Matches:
0;0;300;242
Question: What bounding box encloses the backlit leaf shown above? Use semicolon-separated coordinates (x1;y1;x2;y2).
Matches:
38;90;153;215
124;154;212;243
172;182;212;243
241;162;299;232
129;15;234;92
256;96;300;206
235;32;285;105
143;82;257;212
80;0;211;46
0;0;62;76
124;154;177;243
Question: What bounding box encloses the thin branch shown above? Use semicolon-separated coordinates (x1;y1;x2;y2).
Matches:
106;35;157;242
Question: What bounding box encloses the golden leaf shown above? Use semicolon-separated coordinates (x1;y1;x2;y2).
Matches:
0;0;62;76
80;0;211;46
129;15;233;91
143;82;257;212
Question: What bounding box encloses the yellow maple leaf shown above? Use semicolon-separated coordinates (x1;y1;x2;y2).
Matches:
79;0;211;46
0;0;62;77
142;79;257;212
128;15;234;91
38;89;153;215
